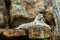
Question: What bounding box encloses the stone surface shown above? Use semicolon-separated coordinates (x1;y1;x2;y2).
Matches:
11;0;46;19
2;29;26;37
29;25;51;39
11;0;27;18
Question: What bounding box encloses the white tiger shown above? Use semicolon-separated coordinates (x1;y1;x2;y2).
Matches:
15;14;51;29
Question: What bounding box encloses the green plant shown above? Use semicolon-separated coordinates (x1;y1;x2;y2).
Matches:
43;38;48;40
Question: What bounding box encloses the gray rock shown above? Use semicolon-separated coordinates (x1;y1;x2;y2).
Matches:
11;0;28;18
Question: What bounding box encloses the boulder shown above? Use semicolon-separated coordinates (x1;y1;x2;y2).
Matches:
10;0;46;19
29;25;51;39
3;29;26;37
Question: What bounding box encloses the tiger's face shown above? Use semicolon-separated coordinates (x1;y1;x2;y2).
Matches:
36;14;43;20
34;14;45;23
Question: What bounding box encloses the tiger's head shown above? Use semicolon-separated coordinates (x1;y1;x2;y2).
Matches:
35;14;44;21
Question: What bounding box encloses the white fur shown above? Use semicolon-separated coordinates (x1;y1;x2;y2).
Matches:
15;14;51;29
